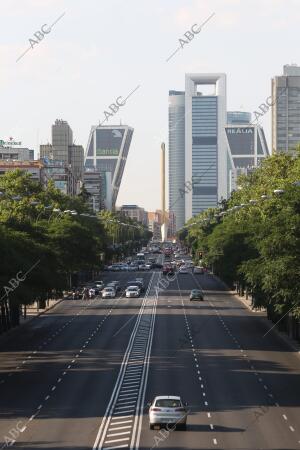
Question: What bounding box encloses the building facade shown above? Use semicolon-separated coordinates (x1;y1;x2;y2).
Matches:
168;90;186;231
272;64;300;153
41;159;77;196
0;145;34;161
119;205;148;225
225;123;270;191
40;120;84;193
227;111;251;125
51;119;73;163
0;160;47;185
185;73;227;221
147;211;162;241
83;168;103;212
84;125;133;210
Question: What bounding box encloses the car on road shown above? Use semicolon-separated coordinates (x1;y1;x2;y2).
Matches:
128;264;138;271
129;278;145;292
152;263;163;269
189;289;204;301
145;263;152;270
148;395;188;430
125;286;140;298
194;266;204;274
179;266;188;274
101;287;116;298
107;281;121;292
94;280;104;289
162;264;174;275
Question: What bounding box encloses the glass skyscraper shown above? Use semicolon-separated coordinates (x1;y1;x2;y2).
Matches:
168;90;185;231
84;125;133;209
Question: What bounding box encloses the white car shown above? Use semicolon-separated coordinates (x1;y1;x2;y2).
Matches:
102;287;116;298
194;266;204;274
145;263;152;270
125;286;140;298
179;266;189;274
148;395;188;430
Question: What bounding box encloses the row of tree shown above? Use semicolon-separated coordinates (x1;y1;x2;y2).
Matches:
179;149;300;337
0;170;151;333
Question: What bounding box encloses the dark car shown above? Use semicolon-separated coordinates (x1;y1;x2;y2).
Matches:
162;264;174;276
126;280;145;292
189;289;204;301
152;263;163;269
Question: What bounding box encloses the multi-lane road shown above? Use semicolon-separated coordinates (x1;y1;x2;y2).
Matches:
0;267;300;449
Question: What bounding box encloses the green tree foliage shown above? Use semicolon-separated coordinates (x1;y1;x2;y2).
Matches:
0;170;150;332
179;150;300;320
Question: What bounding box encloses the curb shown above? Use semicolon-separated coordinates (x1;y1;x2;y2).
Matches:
233;292;300;356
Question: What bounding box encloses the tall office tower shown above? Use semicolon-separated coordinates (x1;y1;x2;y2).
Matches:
69;144;84;183
227;111;251;125
225;121;269;192
40;120;84;193
84;125;133;210
272;64;300;153
168;90;185;231
52;119;73;163
185;73;227;221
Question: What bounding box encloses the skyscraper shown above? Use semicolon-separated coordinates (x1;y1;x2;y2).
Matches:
225;117;269;191
227;111;252;126
84;125;133;210
40;120;84;194
168;90;185;231
52;119;73;163
185;73;227;221
272;64;300;153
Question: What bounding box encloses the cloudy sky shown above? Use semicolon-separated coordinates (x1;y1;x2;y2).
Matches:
1;0;299;210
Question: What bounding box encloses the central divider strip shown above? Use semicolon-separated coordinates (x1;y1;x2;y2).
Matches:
93;271;159;450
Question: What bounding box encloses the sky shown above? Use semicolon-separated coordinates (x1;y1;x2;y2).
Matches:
1;0;299;211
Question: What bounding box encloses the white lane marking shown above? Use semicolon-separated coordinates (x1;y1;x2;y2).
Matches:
105;443;129;449
51;386;56;391
120;388;139;394
113;409;135;415
37;404;43;410
105;437;130;444
110;420;133;425
207;412;211;418
290;426;295;432
115;402;136;407
283;414;288;420
205;401;208;406
45;395;50;401
111;415;133;420
213;438;217;445
107;431;131;437
108;425;132;431
210;424;214;430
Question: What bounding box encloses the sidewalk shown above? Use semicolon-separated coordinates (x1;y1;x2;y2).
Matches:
234;291;300;355
0;298;63;342
20;298;63;325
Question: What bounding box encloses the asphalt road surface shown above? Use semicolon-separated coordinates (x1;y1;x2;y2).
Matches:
0;267;300;449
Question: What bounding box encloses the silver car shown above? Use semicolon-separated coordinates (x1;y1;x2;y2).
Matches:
101;287;116;298
148;395;188;430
